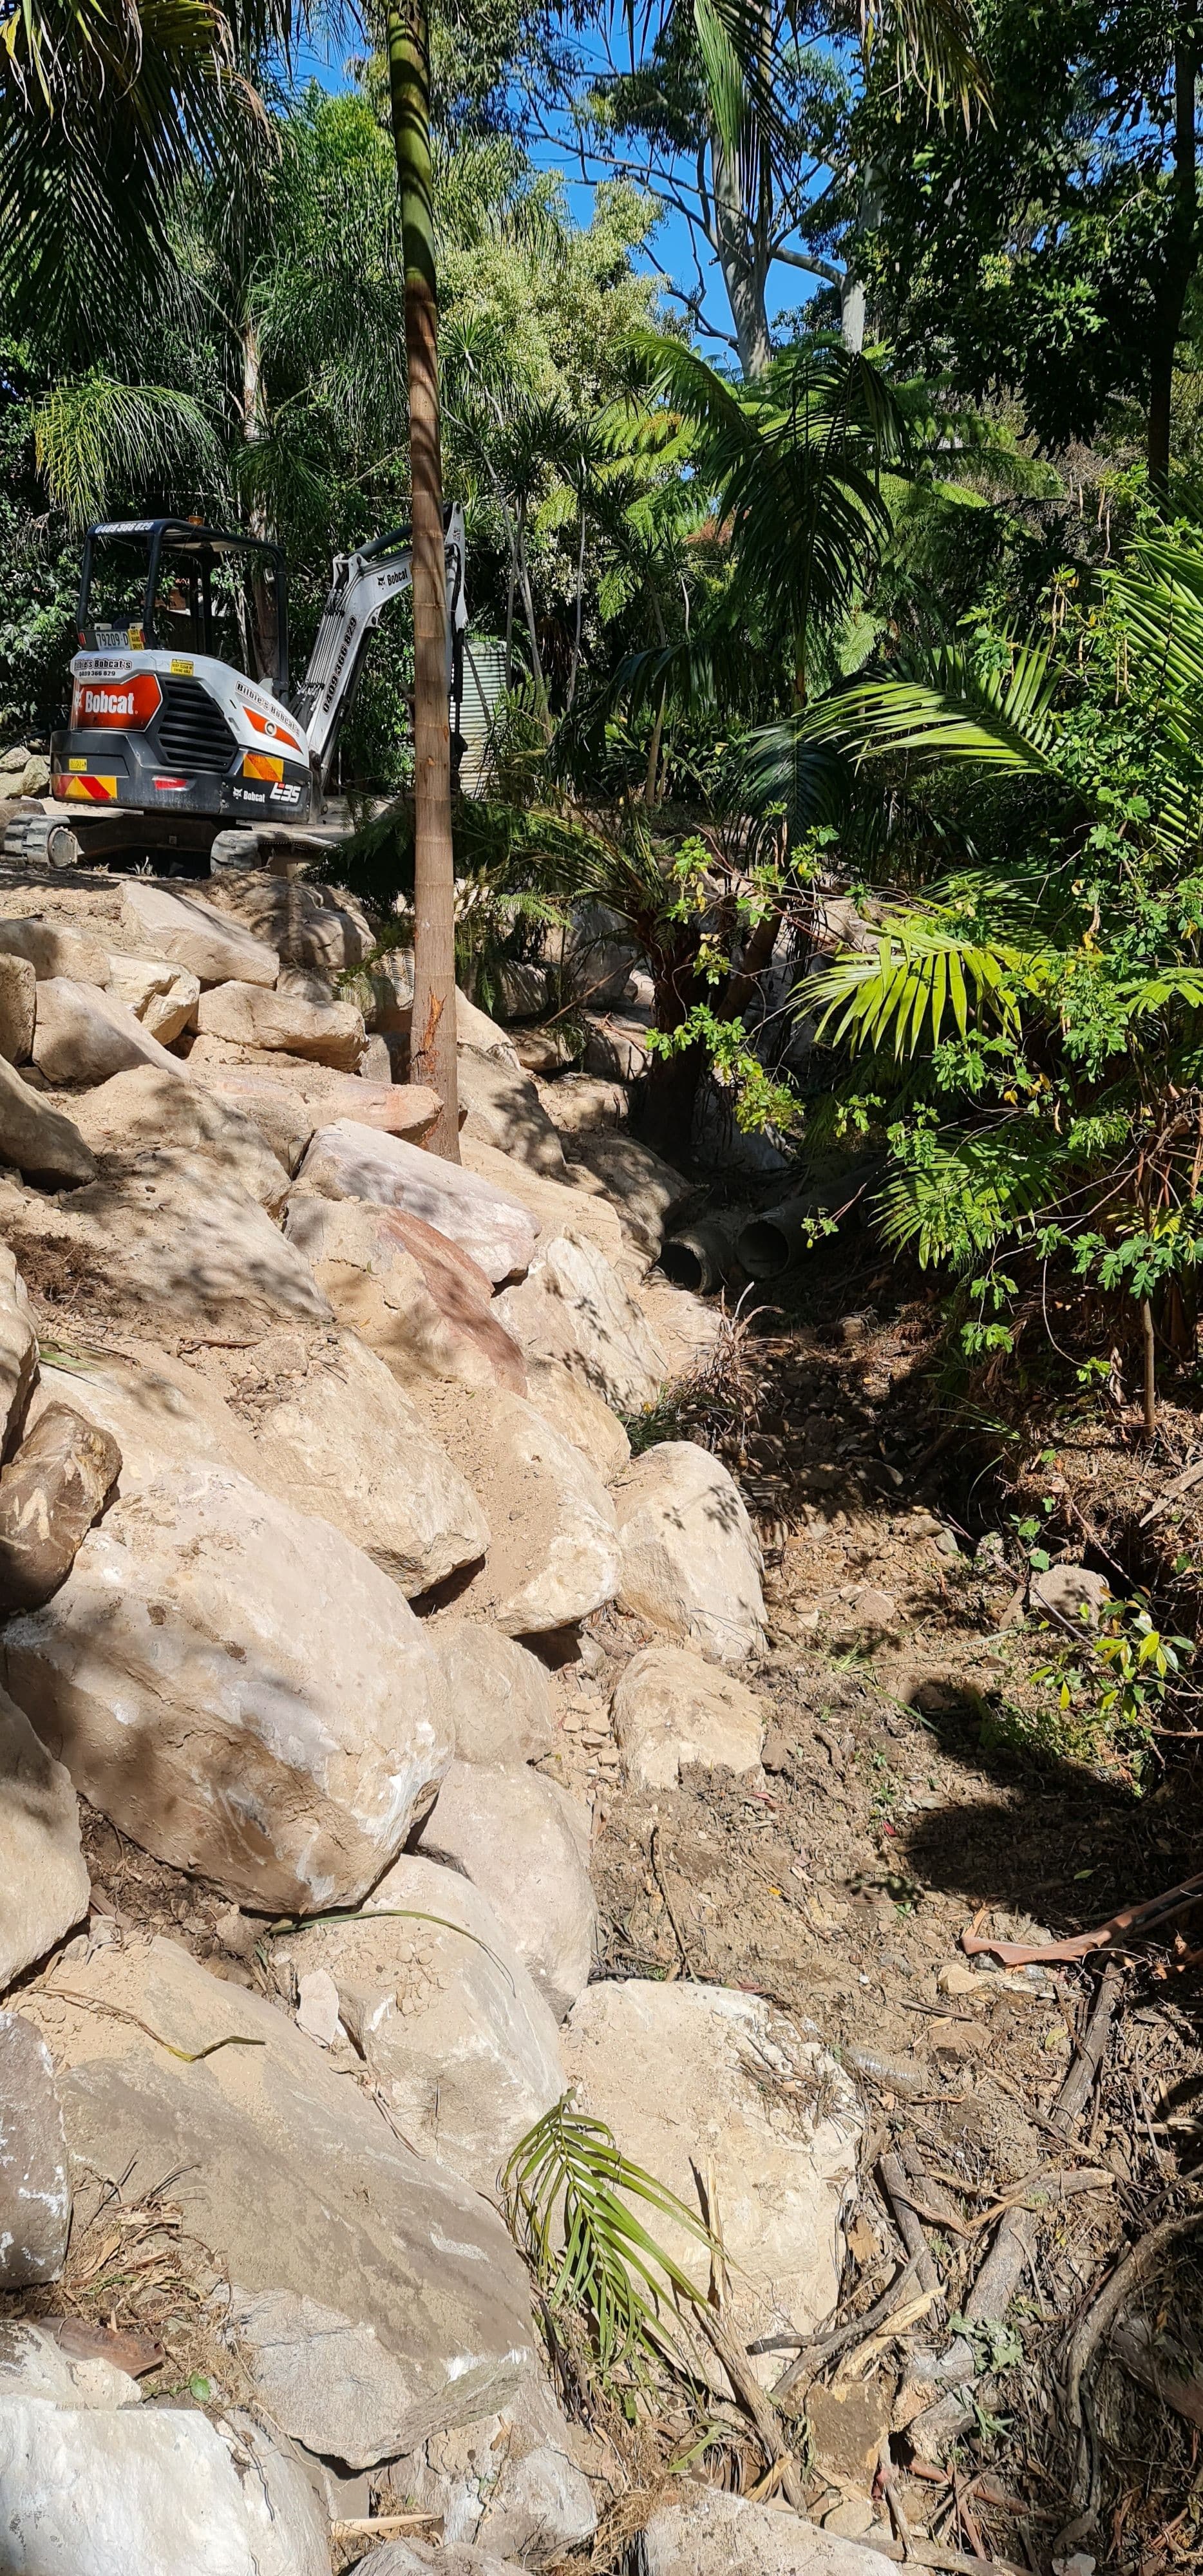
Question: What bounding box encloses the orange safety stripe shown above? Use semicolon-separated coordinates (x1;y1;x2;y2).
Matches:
60;775;118;802
242;751;284;782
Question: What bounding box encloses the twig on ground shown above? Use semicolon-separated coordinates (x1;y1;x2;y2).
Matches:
878;2152;944;2299
963;1875;1203;1967
693;2304;805;2510
755;2255;922;2385
649;1825;695;1980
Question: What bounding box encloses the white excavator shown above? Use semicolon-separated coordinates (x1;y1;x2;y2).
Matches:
4;506;468;873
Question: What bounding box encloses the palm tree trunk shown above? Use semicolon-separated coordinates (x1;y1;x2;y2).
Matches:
387;0;459;1159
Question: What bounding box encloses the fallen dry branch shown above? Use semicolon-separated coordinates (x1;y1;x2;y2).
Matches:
1062;2206;1203;2523
755;2254;924;2394
694;2304;805;2510
879;2152;945;2298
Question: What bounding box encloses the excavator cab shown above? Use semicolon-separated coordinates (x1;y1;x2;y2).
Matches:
23;506;467;874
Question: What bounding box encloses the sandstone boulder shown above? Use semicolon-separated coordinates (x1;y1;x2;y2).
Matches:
281;1852;564;2188
360;1030;393;1078
2;1461;452;1911
563;1983;861;2362
345;947;414;1032
178;1059;314;1170
419;1759;596;2020
248;1326;488;1594
641;2490;887;2576
285;1193;526;1394
368;2547;524;2576
0;2319;144;2410
520;1353;631;1484
0;1691;90;1985
456;988;521;1061
612;1440;766;1664
0;1402;121;1611
0;1053;97;1185
612;1645;766;1788
568;1130;694;1265
0;913;109;985
31;978;189;1086
187;1046;440;1151
296;1121;537;1283
0;1244;37;1453
193;978;366;1069
435;1621;553;1765
456;1047;568;1174
497;1233;667;1414
120;878;279;987
24;1934;538;2461
28;1343;269;1490
0;2398;328;2576
0;1153;333;1333
205;870;373;972
387;2372;596;2566
459;1132;627;1273
0;2012;70;2286
408;1385;620;1636
70;1065;290;1212
105;953;200;1043
0;951;35;1063
1032;1562;1113;1628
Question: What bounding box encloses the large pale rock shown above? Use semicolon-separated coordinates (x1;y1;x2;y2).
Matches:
456;989;521;1062
387;2372;596;2566
28;1345;269;1491
105;952;200;1043
0;1054;96;1185
409;1385;620;1637
70;1065;290;1213
368;2547;525;2576
612;1645;766;1788
569;1130;694;1266
297;1121;536;1283
0;2398;328;2576
0;2319;142;2410
120;878;279;988
187;1045;440;1153
285;1193;527;1393
181;1058;314;1171
0;951;35;1063
435;1621;553;1765
456;1048;567;1175
250;1326;488;1595
0;1246;37;1454
497;1233;667;1414
562;1983;862;2361
1;1461;452;1911
612;1439;766;1665
206;871;373;972
282;1852;564;2188
24;1934;538;2457
0;913;108;985
520;1354;631;1484
0;1153;333;1333
193;978;366;1069
642;2490;888;2576
459;1133;627;1274
0;1402;120;1611
345;948;414;1033
0;1691;89;1985
31;978;189;1086
419;1759;596;2020
0;2011;70;2286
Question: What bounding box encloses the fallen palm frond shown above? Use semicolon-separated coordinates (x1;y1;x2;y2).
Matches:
502;2095;719;2387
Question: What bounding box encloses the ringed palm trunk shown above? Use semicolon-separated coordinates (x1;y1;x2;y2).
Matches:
387;0;460;1158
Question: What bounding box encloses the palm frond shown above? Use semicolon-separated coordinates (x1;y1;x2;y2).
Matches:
808;915;1027;1056
32;370;220;526
876;1124;1065;1269
869;0;990;118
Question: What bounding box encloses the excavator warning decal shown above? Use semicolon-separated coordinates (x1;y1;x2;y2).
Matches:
242;752;285;782
61;775;117;802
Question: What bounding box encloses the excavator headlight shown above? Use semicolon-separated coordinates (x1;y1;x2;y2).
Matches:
71;674;162;730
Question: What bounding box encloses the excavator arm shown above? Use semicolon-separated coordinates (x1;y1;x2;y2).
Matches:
292;503;467;786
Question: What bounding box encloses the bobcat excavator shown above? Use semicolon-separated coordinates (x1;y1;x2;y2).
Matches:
5;506;468;873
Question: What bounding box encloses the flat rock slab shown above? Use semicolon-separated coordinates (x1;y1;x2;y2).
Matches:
0;1401;121;1611
285;1194;527;1393
32;978;190;1087
0;1689;89;1986
456;1049;567;1175
0;2011;70;2286
121;878;279;988
0;1153;332;1334
641;2491;890;2576
105;952;200;1043
419;1759;596;2021
71;1065;290;1213
562;1982;862;2358
406;1384;620;1637
297;1121;537;1283
435;1621;553;1766
0;2398;328;2576
497;1232;667;1414
24;1933;537;2461
612;1439;766;1665
567;1130;694;1267
205;871;373;972
193;979;365;1069
2;1460;453;1911
611;1644;766;1788
459;1133;628;1274
389;2371;596;2566
281;1851;564;2190
0;1054;95;1186
250;1325;488;1595
0;913;109;985
187;1045;441;1155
